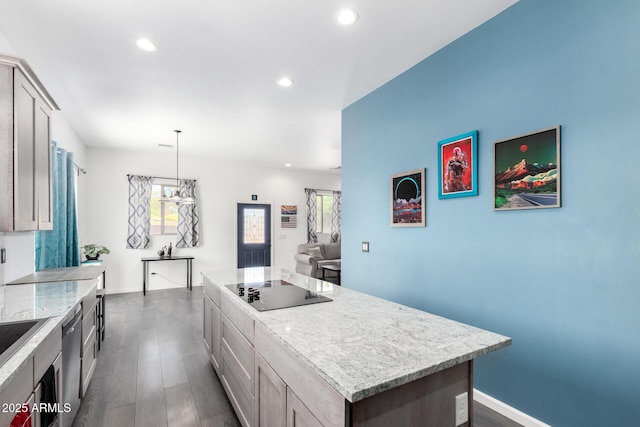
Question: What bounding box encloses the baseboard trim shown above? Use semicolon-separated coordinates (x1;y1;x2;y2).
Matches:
474;389;551;427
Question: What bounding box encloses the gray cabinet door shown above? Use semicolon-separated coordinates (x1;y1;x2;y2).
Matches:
203;296;213;353
286;388;323;427
0;64;13;231
254;353;286;427
35;98;52;230
203;293;222;374
13;70;38;231
13;69;52;231
211;300;221;373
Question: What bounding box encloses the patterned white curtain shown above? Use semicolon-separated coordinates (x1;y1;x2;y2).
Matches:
176;179;200;248
330;190;342;243
305;188;318;243
126;175;153;249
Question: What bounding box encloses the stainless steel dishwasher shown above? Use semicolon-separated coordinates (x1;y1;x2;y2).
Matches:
61;306;82;427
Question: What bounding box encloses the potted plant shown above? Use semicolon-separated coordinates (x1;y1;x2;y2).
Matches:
82;244;110;260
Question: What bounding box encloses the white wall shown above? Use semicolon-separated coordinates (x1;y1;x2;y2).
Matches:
51;111;88;243
84;147;341;294
0;33;16;54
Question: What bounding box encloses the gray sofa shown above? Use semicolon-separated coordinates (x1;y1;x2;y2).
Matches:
294;242;341;279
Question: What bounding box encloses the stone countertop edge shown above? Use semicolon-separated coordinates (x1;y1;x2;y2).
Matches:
0;279;98;393
204;269;512;403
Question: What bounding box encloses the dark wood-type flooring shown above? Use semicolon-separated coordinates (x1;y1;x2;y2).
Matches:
72;287;522;427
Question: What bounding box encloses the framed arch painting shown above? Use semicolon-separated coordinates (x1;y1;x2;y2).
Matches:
391;168;426;227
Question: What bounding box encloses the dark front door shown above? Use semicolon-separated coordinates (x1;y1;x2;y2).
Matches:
237;203;271;268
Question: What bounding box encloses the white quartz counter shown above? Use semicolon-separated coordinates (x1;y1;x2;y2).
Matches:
0;280;98;393
203;268;511;402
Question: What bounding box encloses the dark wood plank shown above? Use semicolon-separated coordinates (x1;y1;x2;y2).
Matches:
200;412;241;427
165;383;200;427
136;360;164;402
160;341;189;388
474;401;524;427
106;370;137;409
112;349;139;376
138;328;160;364
135;396;168;427
71;374;111;427
118;326;140;352
102;403;136;427
183;353;232;420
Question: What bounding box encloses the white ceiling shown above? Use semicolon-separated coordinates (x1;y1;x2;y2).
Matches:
0;0;516;171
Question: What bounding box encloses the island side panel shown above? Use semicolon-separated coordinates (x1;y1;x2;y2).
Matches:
254;322;346;427
350;361;472;427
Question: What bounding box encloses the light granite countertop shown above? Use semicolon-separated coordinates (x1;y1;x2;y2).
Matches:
0;279;98;393
204;268;511;403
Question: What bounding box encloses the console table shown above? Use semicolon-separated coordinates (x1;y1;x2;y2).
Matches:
141;256;194;295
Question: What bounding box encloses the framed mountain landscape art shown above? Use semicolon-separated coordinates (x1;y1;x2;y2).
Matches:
391;168;426;227
494;126;561;211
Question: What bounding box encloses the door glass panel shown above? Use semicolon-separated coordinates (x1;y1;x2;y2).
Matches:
244;208;265;244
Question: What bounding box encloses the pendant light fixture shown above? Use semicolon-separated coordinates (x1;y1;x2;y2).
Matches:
159;130;195;205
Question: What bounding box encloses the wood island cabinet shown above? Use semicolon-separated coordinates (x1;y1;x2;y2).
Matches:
254;353;323;427
201;270;507;427
203;278;221;374
0;54;58;232
81;288;97;397
254;353;286;427
202;275;342;427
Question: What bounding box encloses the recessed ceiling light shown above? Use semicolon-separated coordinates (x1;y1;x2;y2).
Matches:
136;38;157;52
277;77;294;87
284;163;292;167
336;9;359;26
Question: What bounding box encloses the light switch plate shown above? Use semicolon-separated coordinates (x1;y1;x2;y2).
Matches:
362;242;369;252
0;248;5;264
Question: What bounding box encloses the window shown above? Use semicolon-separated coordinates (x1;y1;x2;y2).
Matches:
243;208;266;244
150;183;179;235
316;193;334;234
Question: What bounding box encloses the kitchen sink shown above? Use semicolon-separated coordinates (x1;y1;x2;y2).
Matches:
0;318;48;368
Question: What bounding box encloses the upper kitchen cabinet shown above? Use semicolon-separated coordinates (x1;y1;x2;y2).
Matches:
0;54;59;231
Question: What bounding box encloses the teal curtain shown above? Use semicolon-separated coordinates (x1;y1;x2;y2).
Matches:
35;141;79;270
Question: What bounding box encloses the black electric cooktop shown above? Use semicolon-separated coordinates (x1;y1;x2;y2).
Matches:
226;280;332;312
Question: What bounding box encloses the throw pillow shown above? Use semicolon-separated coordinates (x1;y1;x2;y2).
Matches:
307;247;324;259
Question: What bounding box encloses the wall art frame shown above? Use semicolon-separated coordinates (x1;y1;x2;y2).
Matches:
438;130;478;199
493;125;561;211
391;168;426;227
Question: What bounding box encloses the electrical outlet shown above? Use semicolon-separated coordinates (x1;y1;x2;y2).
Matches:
455;392;468;426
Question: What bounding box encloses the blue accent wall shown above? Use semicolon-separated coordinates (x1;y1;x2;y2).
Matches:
341;1;640;425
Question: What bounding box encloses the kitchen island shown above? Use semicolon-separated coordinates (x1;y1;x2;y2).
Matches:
202;268;511;427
